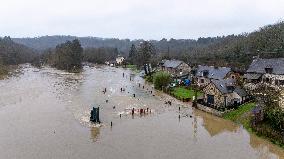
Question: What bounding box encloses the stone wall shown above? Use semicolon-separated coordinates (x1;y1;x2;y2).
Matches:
177;63;191;74
262;74;284;88
203;82;243;108
197;77;210;87
280;90;284;110
163;62;191;76
197;104;225;117
203;82;225;108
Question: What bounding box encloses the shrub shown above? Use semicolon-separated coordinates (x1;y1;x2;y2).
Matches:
145;75;153;83
153;72;172;90
0;64;8;77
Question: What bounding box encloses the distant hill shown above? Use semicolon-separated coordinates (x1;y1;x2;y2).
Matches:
188;21;284;69
11;21;284;69
13;36;142;53
0;36;36;65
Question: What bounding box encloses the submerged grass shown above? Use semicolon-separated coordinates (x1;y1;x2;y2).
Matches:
223;102;256;130
126;64;140;73
223;102;284;148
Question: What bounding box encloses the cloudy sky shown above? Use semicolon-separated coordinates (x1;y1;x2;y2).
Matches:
0;0;283;40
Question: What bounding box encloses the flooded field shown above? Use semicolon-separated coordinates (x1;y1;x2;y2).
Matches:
0;64;283;159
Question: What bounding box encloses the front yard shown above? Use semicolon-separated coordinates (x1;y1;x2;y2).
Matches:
171;87;203;100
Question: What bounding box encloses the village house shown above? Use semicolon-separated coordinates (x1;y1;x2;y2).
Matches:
244;58;284;109
116;56;125;65
195;66;237;87
202;79;249;109
244;58;284;88
161;59;191;77
105;60;117;67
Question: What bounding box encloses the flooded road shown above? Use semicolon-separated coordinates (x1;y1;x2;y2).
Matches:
0;64;283;159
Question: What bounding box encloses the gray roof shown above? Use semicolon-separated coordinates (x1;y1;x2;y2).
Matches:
243;73;262;80
162;60;183;68
210;79;247;96
196;65;231;79
247;58;284;75
211;79;235;94
234;87;248;97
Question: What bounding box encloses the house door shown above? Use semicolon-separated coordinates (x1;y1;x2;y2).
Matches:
207;95;214;105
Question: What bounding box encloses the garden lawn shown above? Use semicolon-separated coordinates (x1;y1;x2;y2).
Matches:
171;87;203;99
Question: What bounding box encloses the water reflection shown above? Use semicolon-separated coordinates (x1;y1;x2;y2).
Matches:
90;127;100;142
0;65;283;159
250;133;284;159
195;110;238;137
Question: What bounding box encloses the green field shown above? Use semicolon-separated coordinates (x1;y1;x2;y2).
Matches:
171;87;203;99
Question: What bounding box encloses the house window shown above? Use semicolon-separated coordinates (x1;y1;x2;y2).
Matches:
265;78;270;83
207;94;214;105
265;67;273;74
200;79;204;83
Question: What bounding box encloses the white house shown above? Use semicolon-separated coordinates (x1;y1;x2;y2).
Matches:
116;56;125;65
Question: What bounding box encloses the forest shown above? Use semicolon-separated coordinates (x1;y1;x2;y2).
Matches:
0;36;36;76
0;21;283;74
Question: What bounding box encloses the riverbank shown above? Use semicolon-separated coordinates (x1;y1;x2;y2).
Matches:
124;64;140;73
0;67;8;79
223;102;256;131
0;65;19;79
223;102;284;148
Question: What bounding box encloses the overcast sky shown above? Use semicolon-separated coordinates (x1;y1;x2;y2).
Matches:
0;0;283;40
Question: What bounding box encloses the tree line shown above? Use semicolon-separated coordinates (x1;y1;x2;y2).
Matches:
0;36;37;76
1;21;284;74
12;21;284;71
39;39;83;72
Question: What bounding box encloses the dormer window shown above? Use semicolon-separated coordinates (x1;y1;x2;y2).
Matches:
203;70;209;77
226;86;235;93
264;67;273;74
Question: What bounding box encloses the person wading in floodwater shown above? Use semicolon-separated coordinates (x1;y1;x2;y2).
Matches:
132;108;135;116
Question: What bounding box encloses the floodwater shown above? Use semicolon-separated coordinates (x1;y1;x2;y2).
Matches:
0;64;283;159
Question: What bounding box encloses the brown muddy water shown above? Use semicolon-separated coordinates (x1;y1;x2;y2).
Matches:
0;64;283;159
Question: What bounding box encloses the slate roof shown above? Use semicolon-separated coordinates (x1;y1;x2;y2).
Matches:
162;60;183;68
211;79;235;94
243;73;262;80
196;65;231;79
247;58;284;75
210;79;247;96
234;87;248;97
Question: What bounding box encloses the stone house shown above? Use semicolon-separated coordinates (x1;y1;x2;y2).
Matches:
203;79;248;109
161;60;191;77
244;58;284;88
280;90;284;110
195;66;237;87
